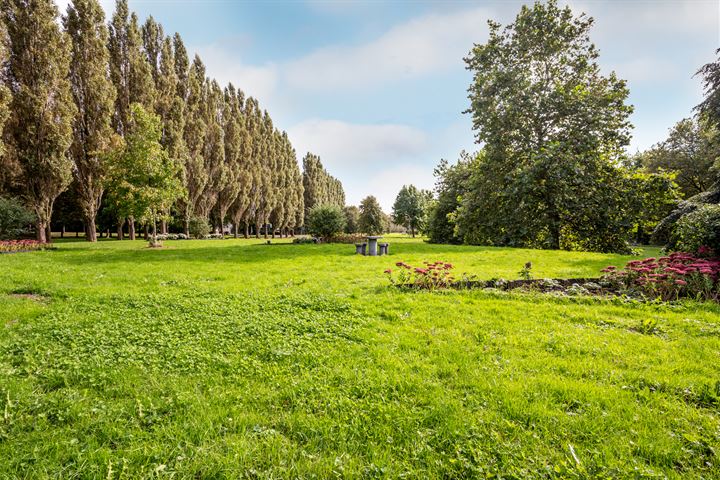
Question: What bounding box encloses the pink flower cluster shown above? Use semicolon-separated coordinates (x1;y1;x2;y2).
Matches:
602;252;720;302
0;240;52;253
384;261;456;290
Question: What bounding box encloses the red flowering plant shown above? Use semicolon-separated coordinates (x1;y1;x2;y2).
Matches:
601;252;720;302
385;261;456;290
0;240;54;253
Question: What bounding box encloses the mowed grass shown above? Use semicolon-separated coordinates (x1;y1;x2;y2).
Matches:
0;237;719;478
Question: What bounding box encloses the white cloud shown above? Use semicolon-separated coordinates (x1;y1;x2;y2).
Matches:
191;45;278;106
609;57;681;85
362;164;436;211
287;119;428;167
284;7;492;90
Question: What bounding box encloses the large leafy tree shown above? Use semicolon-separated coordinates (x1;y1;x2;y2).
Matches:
106;104;182;246
358;195;385;235
64;0;117;242
2;0;76;243
463;0;633;252
392;184;432;237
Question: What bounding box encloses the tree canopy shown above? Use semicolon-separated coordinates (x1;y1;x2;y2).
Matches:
462;0;634;252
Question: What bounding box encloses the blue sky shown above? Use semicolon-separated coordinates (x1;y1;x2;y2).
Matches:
60;0;719;209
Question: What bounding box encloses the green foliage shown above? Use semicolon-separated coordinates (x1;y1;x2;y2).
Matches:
695;48;720;133
64;0;118;242
358;195;385;235
635;118;718;199
306;204;346;239
427;154;475;244
671;204;720;254
303;153;345;224
0;196;35;240
343;205;360;234
462;0;633;253
392;185;432;237
106;104;184;244
626;171;680;244
2;0;76;242
188;215;211;239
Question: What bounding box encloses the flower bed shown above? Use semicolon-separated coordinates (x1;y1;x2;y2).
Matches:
385;252;720;303
0;240;56;253
601;252;719;302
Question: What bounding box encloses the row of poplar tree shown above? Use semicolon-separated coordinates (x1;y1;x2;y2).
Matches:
0;0;345;242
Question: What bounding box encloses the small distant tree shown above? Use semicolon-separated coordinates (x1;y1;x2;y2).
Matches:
359;196;385;235
343;205;360;234
307;204;346;240
392;185;432;237
106;104;183;246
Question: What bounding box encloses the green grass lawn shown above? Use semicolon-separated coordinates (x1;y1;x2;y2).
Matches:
1;237;718;478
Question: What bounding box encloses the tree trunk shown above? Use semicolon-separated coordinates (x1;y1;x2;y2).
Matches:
548;214;561;250
411;226;415;238
116;219;124;240
128;217;136;240
244;223;249;239
143;225;149;241
45;224;52;244
36;219;47;243
151;220;158;247
161;219;168;235
85;217;97;242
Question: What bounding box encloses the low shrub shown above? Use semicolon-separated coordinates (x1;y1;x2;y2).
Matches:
670;204;720;255
188;216;211;239
155;233;189;241
204;233;224;240
292;237;318;244
307;205;346;240
326;233;368;244
601;252;720;302
0;240;55;253
0;196;35;240
385;261;457;290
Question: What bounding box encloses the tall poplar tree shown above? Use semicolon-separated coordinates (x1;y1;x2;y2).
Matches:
141;16;163;82
64;0;117;242
0;17;9;162
195;78;226;219
229;95;257;237
180;55;208;232
108;0;155;238
2;0;76;243
108;0;154;136
215;84;243;229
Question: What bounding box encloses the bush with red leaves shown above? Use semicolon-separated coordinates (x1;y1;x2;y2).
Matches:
385;261;456;290
0;240;54;253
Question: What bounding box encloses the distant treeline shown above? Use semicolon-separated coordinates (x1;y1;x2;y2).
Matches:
0;0;345;241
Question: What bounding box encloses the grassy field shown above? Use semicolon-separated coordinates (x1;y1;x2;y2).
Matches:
0;236;719;478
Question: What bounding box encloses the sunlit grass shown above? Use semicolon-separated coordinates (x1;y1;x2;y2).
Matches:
0;237;717;477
